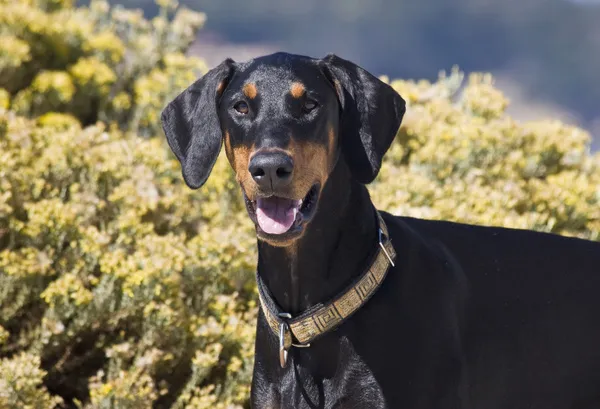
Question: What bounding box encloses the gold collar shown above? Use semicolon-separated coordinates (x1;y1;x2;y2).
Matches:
257;210;396;368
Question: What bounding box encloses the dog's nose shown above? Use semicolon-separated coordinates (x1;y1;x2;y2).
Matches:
249;152;294;190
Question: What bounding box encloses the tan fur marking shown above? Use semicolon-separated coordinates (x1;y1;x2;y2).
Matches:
217;80;225;94
286;138;331;199
290;82;305;98
284;241;298;260
232;145;251;182
328;126;336;151
230;144;258;216
224;131;233;165
328;125;338;165
243;83;258;99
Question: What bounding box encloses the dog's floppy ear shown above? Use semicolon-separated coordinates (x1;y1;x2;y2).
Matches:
321;54;406;184
161;58;235;189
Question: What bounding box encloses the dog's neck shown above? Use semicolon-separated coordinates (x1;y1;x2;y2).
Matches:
256;160;378;315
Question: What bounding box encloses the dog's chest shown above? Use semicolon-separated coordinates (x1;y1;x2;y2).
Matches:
252;338;388;409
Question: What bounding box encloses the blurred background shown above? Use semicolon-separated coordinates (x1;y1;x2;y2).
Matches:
83;0;600;149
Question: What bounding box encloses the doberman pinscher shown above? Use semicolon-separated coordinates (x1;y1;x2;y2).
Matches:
161;52;600;409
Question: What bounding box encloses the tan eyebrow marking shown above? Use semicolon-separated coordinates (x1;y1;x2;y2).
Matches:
243;82;258;99
224;130;233;164
290;82;305;98
328;125;335;149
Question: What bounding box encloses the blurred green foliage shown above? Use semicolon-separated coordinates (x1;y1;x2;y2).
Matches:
0;109;257;409
1;0;206;136
374;71;600;240
1;0;599;408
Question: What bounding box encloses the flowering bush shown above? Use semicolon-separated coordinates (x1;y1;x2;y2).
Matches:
0;109;257;408
373;71;600;240
0;1;598;408
0;0;206;136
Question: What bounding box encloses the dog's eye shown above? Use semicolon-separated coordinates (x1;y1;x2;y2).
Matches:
303;99;318;112
234;101;249;114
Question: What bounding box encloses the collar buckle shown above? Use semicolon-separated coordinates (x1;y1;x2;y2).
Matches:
278;322;289;368
278;312;311;368
278;312;292;368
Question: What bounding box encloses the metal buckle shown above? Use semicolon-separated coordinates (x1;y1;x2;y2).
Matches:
379;228;395;267
277;312;311;368
279;321;289;368
278;313;292;368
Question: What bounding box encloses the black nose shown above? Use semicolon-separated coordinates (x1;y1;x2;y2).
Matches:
249;151;294;190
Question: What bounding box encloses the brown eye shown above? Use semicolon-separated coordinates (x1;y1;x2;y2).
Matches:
234;101;249;114
303;99;318;112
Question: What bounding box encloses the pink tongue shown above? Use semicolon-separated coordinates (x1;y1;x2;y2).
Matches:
256;197;300;235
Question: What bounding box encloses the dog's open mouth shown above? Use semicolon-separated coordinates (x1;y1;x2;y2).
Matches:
245;184;320;237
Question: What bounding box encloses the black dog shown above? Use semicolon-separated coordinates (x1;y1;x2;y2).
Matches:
161;52;600;408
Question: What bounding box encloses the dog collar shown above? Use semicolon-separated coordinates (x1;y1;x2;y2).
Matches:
256;210;396;368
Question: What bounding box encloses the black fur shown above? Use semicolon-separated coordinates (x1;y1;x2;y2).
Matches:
321;54;406;183
161;58;234;189
162;52;600;409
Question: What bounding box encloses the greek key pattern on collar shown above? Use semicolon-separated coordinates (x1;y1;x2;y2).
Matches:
259;211;396;347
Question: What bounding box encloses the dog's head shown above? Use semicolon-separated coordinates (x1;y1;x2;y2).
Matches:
161;52;405;246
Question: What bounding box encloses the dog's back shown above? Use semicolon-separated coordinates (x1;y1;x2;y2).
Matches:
396;215;600;408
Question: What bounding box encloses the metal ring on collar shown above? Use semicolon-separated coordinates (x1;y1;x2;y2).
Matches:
379;228;395;267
